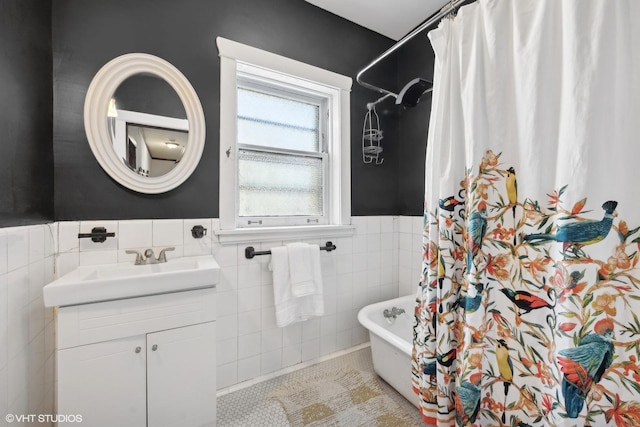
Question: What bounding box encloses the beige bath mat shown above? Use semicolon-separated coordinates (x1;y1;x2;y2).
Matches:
269;368;417;426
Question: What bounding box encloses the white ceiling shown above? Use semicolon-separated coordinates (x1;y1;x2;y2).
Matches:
304;0;450;40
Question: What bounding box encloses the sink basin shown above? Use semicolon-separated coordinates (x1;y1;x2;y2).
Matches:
43;255;220;307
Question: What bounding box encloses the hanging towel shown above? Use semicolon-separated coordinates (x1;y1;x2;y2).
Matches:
287;242;322;297
270;245;324;328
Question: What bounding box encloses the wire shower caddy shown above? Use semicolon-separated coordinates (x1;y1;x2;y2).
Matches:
362;103;384;165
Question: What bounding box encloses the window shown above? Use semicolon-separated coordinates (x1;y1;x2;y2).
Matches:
236;80;326;223
217;38;353;242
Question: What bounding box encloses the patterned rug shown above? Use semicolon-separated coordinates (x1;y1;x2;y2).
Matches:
269;368;417;426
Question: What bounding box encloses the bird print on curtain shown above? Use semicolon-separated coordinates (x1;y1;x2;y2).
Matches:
412;150;640;426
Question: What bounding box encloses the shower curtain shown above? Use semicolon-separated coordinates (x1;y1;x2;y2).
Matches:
412;1;640;426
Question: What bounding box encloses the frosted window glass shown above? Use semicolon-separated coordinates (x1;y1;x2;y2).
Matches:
237;88;320;152
238;150;323;217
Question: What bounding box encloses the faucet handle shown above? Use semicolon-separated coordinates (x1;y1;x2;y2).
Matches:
157;247;175;263
125;250;144;265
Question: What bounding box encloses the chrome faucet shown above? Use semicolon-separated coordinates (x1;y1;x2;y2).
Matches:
383;307;405;319
126;247;175;265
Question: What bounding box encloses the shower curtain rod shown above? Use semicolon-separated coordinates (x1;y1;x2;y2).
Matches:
356;0;468;98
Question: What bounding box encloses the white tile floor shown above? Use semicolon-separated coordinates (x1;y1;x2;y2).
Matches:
216;346;423;426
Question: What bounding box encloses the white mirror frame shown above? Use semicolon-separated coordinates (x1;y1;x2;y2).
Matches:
84;53;206;194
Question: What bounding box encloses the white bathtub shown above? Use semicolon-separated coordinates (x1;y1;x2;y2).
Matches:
357;294;418;407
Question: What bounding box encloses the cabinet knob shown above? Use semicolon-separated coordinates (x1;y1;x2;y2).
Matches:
135;346;142;353
152;344;158;351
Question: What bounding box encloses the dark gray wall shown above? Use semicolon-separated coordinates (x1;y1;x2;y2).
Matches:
355;31;436;217
396;34;436;215
0;0;53;227
52;0;400;220
0;0;435;225
354;57;400;214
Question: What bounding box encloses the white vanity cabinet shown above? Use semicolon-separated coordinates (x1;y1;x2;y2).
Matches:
54;288;216;427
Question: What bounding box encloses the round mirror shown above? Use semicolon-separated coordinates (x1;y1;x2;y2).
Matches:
84;53;205;193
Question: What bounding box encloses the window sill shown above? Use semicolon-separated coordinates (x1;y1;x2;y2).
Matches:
214;224;356;245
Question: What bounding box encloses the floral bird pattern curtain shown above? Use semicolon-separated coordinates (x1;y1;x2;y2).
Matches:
411;1;640;426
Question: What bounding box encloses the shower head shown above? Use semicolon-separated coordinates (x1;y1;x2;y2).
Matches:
395;78;432;107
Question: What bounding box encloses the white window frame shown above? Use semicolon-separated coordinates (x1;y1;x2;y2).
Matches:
216;37;354;243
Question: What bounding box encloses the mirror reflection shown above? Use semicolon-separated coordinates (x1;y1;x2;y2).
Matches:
124;124;188;177
107;73;189;177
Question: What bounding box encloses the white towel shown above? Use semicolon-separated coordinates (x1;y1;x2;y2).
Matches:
270;245;324;327
287;242;321;297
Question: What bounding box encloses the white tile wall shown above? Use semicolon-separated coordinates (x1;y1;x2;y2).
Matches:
118;220;152;251
0;215;425;419
0;224;55;427
398;216;425;297
211;216;422;390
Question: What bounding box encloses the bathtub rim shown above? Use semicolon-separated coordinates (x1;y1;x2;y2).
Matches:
357;294;414;356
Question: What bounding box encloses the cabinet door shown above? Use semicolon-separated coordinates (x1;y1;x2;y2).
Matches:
147;321;216;427
57;335;147;427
